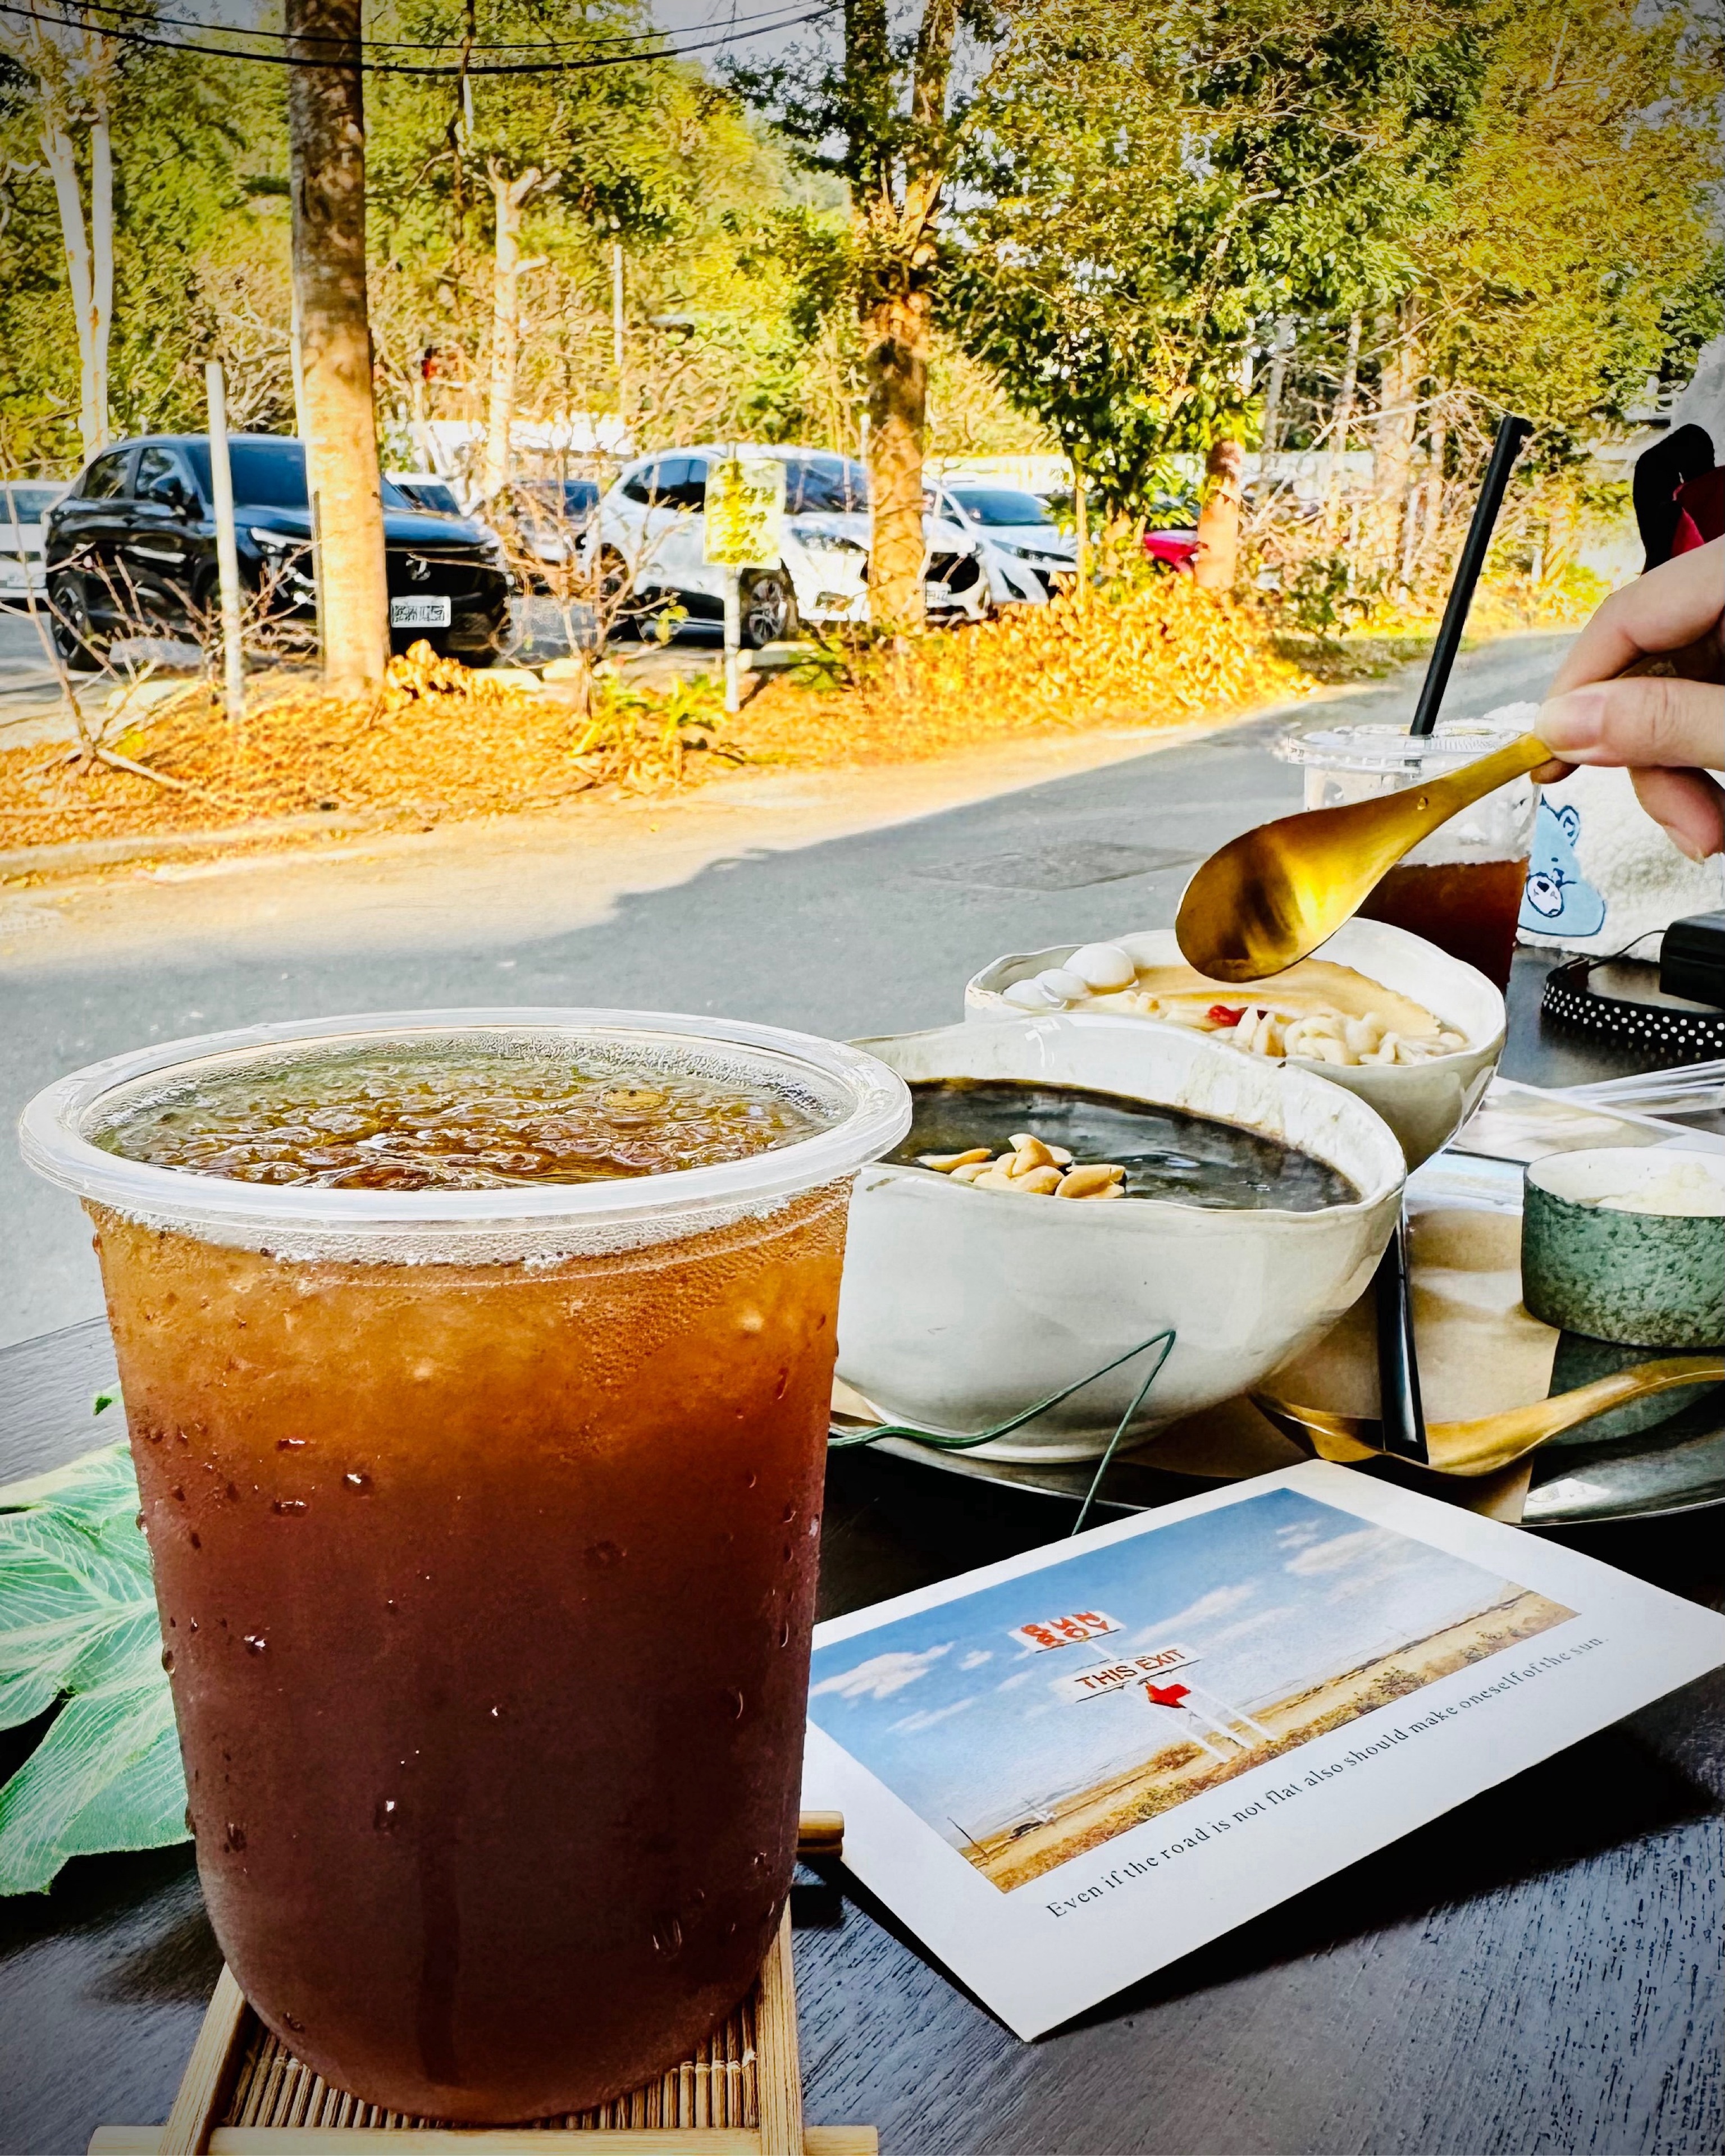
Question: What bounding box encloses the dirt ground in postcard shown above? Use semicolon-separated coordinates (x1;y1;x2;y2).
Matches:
971;1588;1575;1891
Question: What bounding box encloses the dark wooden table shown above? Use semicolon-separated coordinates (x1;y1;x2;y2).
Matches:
4;955;1722;2156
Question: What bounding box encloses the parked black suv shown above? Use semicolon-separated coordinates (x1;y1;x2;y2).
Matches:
44;435;512;669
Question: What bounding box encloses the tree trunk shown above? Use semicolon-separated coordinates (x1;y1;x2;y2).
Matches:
1193;435;1246;589
1372;309;1421;577
847;0;958;637
482;164;542;503
88;88;112;458
862;284;931;632
287;0;389;692
1322;312;1362;541
1261;316;1292;459
40;114;106;464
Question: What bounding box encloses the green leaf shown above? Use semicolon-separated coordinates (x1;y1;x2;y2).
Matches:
0;1441;188;1893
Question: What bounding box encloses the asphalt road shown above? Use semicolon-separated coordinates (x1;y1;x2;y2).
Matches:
3;631;1572;1351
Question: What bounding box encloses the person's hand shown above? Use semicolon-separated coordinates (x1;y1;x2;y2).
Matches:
1534;537;1724;861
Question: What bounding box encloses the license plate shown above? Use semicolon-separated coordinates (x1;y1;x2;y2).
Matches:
925;582;952;603
390;595;451;628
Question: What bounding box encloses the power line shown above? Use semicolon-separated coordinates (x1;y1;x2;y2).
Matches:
0;0;838;74
7;0;831;57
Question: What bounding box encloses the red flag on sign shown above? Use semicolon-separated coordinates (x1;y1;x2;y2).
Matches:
1145;1683;1190;1707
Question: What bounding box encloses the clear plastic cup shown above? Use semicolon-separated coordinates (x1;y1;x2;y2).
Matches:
19;1009;909;2123
1275;718;1539;988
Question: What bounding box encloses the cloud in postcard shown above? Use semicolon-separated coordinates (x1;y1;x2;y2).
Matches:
959;1649;994;1671
889;1697;977;1735
1283;1527;1394;1577
1123;1582;1257;1651
810;1643;951;1702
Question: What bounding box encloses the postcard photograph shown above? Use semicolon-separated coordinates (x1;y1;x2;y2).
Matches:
807;1487;1576;1892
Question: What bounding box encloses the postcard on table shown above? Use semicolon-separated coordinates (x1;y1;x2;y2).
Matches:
802;1459;1725;2039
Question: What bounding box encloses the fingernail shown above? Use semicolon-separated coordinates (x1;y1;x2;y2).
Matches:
1536;687;1606;751
1670;830;1710;864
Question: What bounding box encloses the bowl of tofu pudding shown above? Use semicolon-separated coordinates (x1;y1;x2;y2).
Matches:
836;1013;1405;1461
965;920;1504;1167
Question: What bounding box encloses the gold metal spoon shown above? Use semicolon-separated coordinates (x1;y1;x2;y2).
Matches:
1251;1354;1724;1478
1176;731;1551;982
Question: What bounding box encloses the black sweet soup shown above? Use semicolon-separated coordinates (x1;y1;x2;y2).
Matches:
892;1079;1358;1212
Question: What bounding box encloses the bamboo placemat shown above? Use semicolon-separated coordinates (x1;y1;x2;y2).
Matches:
90;1817;871;2156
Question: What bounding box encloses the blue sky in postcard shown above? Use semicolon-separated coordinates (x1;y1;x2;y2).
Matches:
808;1489;1531;1839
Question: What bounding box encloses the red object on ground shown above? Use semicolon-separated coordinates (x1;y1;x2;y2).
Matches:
1145;1683;1192;1707
1207;1004;1245;1027
1143;528;1200;571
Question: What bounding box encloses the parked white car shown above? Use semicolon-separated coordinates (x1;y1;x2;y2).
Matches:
586;445;1044;644
930;483;1076;599
0;479;69;601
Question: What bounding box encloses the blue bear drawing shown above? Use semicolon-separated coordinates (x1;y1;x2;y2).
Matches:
1519;797;1607;937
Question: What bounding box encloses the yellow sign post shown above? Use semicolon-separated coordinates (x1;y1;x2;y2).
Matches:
704;455;786;712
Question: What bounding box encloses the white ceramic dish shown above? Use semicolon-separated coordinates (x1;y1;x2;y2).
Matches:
965;920;1504;1168
836;1015;1405;1461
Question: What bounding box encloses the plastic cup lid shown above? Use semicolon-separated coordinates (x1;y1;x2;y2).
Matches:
18;1008;912;1262
1274;715;1535;774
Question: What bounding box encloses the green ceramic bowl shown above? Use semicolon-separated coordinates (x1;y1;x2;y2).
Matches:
1522;1148;1725;1349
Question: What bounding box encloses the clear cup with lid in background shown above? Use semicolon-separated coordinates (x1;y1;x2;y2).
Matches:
1275;717;1539;989
19;1009;909;2123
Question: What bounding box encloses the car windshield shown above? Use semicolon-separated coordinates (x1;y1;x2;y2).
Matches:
185;441;412;511
949;488;1056;528
0;484;61;519
786;457;868;514
404;481;462;515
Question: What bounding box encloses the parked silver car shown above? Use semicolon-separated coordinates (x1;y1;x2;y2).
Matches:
931;484;1076;599
586;445;1044;644
0;479;70;602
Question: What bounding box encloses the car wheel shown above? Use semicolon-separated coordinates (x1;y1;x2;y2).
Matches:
47;575;104;672
740;568;798;650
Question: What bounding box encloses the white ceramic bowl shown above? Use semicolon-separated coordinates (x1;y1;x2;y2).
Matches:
965;920;1504;1168
836;1015;1405;1461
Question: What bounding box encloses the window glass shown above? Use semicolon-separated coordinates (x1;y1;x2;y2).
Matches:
559;478;600;513
659;458;707;512
0;485;62;519
785;457;866;514
620;459;666;505
403;480;462;515
83;450;133;499
948;488;1055;528
136;447;193;505
184;440;311;509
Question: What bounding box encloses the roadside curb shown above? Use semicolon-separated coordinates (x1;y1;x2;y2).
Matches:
0;810;393;878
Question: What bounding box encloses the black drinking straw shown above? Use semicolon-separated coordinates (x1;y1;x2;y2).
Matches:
1408;413;1534;736
1370;411;1532;1466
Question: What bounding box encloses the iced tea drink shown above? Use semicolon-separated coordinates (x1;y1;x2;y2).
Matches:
1276;719;1539;989
21;1016;909;2123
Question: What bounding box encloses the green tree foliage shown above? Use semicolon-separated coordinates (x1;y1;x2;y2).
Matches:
946;0;1490;518
1409;0;1723;455
0;21;277;472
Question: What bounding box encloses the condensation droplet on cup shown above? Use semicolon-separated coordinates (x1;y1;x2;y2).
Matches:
779;1501;796;1525
778;1619;791;1648
243;1633;267;1655
343;1471;372;1493
222;1820;247;1853
651;1913;684;1959
272;1498;308;1516
161;1647;175;1674
374;1797;399;1834
726;1689;745;1720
